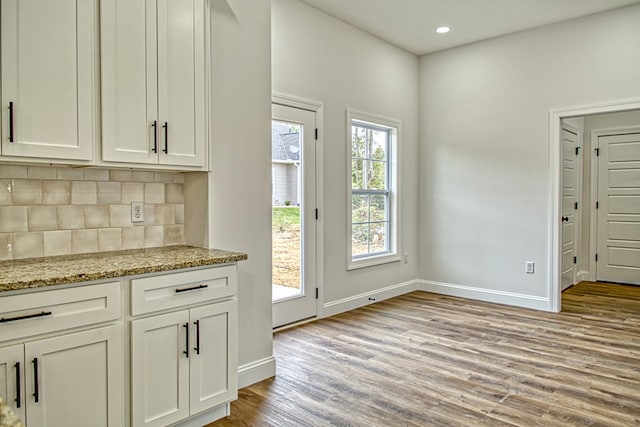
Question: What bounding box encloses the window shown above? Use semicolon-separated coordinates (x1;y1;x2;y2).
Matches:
347;109;400;269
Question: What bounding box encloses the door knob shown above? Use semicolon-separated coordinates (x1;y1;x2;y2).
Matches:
562;216;569;222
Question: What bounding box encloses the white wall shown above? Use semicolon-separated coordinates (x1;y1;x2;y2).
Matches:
208;0;273;379
271;0;419;309
419;4;640;304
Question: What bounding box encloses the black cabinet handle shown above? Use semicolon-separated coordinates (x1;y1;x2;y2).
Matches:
562;216;569;222
32;358;39;403
183;323;189;358
194;320;200;355
152;121;158;153
162;122;168;153
15;362;21;408
8;102;14;142
0;311;52;324
175;284;208;294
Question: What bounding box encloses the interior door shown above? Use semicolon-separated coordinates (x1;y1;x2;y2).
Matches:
596;131;640;285
561;124;581;290
271;104;317;328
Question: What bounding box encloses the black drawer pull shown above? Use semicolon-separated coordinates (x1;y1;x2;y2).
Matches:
15;362;21;408
175;284;208;294
0;311;52;324
32;358;39;403
152;121;158;153
194;320;200;355
162;122;168;153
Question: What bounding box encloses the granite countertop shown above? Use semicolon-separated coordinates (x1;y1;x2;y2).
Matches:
0;246;248;292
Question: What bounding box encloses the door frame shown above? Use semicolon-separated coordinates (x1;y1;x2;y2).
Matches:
549;98;640;312
271;92;324;326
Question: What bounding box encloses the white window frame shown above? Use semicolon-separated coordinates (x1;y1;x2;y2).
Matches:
346;108;400;270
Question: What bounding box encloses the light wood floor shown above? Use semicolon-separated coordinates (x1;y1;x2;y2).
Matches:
209;282;640;426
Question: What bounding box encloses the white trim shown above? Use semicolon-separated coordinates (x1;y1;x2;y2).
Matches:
173;404;229;427
577;270;590;282
320;280;418;318
549;98;640;312
272;92;322;111
417;280;549;311
237;356;276;389
346;108;401;270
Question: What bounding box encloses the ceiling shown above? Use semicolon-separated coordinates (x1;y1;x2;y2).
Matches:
297;0;640;55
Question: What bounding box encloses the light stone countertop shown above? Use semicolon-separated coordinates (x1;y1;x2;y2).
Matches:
0;246;248;292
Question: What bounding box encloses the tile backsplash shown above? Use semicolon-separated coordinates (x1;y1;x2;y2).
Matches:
0;165;185;260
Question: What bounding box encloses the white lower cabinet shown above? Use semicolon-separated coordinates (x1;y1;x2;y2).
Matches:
0;325;123;427
131;299;237;427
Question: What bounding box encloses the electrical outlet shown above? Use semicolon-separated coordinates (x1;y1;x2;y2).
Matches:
403;252;409;264
525;261;535;274
131;201;144;223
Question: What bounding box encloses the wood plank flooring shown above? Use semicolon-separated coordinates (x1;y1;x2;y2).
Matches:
208;282;640;426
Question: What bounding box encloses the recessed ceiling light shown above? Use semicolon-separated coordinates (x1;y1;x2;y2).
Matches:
436;26;450;34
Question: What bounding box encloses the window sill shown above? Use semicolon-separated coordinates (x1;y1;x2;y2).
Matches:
347;252;400;271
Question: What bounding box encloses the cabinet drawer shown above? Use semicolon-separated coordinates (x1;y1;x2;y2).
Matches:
131;265;237;316
0;282;121;342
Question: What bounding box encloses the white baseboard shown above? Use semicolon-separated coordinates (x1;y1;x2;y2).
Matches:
417;279;550;311
577;270;590;282
321;280;419;318
237;355;276;389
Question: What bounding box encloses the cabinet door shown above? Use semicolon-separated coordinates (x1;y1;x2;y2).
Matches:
157;0;207;167
0;0;95;161
189;299;237;415
100;0;158;165
24;325;123;427
131;311;190;427
0;345;25;424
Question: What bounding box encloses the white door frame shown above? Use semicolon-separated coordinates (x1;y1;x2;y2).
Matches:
549;98;640;312
271;92;324;324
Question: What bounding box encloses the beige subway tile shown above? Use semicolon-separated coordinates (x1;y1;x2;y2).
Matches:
110;205;131;227
98;228;122;252
0;206;28;232
57;205;85;229
122;182;144;204
164;225;184;246
57;167;84;180
13;232;44;259
12;180;43;204
144;226;164;248
174;205;184;224
0;233;12;260
143;205;155;224
0;180;12;205
174;173;184;184
28;206;58;231
0;165;28;179
27;166;57;180
97;181;122;204
43;230;71;257
122;227;144;250
84;205;110;228
43;181;71;205
84;168;109;181
109;169;132;182
132;171;154;182
165;183;184;204
154;172;175;183
154;204;175;225
144;183;165;204
71;181;97;205
71;229;98;254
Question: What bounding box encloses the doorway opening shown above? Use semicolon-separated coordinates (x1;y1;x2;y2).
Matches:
550;99;640;311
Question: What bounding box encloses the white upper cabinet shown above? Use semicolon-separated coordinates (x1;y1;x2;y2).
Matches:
101;0;207;169
0;0;96;162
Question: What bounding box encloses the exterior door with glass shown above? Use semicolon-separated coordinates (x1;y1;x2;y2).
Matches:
271;104;317;328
